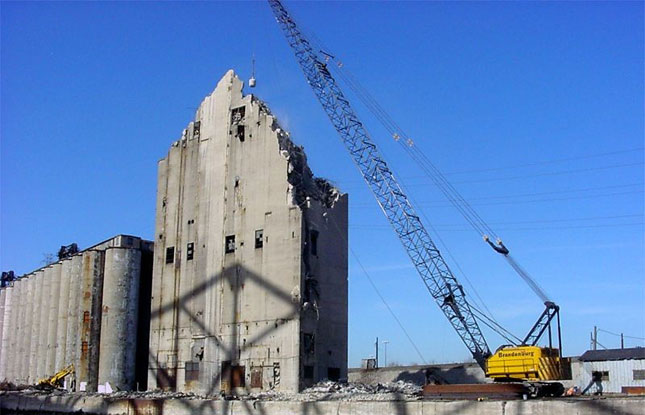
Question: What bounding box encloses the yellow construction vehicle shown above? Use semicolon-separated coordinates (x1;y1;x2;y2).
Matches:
37;364;74;388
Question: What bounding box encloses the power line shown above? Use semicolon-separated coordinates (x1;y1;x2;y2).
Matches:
340;162;644;187
350;222;644;232
326;210;429;365
352;214;642;227
352;183;643;204
437;162;644;185
422;148;644;176
597;328;645;341
351;189;643;209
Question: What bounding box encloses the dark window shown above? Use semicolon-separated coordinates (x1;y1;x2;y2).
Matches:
231;106;246;123
634;370;645;380
236;125;245;142
165;247;175;264
187;242;194;261
251;367;263;388
600;371;610;381
328;367;340;382
185;361;199;381
156;368;176;390
193;121;201;136
303;365;314;379
225;235;235;254
231;365;245;388
303;333;315;355
310;230;319;256
255;229;264;249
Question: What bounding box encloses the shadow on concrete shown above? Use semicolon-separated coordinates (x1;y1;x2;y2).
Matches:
577;397;640;415
142;262;303;414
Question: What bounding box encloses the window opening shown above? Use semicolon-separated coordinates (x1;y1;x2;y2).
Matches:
303;333;315;355
225;235;236;254
328;367;340;382
187;242;194;261
236;125;245;142
231;106;246;124
165;247;175;264
310;230;319;256
255;229;264;249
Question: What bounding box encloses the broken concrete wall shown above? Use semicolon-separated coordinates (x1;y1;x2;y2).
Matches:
148;70;348;395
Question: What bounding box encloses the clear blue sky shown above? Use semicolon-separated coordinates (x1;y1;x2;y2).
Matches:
1;1;643;368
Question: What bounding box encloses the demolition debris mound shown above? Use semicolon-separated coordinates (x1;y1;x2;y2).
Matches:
251;380;422;401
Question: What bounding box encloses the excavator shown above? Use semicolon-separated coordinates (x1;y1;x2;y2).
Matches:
38;364;74;388
268;0;569;397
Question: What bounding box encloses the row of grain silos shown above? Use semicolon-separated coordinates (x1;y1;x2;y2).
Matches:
0;235;153;392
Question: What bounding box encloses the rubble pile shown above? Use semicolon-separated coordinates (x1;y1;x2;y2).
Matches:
1;380;422;402
250;380;421;401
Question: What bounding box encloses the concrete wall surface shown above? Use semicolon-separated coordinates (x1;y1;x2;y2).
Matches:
1;393;643;415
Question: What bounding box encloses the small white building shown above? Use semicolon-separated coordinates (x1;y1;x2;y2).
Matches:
572;347;645;393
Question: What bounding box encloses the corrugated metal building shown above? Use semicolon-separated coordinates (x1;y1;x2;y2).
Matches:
571;347;645;393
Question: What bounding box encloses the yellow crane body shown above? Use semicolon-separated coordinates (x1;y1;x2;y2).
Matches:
486;346;562;380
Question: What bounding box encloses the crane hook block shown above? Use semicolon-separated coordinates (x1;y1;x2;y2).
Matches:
485;237;510;255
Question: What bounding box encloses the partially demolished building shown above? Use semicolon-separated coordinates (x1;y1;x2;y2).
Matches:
148;70;348;395
0;235;153;392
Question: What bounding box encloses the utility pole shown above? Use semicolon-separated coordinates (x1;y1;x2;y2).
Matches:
375;337;379;369
593;326;598;350
383;340;390;367
621;333;624;349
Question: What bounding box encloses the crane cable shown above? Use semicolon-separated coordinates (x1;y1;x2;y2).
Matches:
326;57;498;239
470;305;522;346
325;54;552;304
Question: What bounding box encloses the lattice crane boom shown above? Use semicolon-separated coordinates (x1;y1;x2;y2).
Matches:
268;0;491;368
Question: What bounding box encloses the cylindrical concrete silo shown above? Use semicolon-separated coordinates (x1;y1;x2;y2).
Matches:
76;250;104;392
37;267;52;380
9;278;25;383
65;254;83;390
55;259;72;372
22;275;34;384
0;288;6;380
28;271;44;383
98;247;141;391
45;264;62;376
0;285;13;381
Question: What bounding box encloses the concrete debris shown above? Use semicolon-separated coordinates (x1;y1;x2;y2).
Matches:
1;381;420;403
250;381;421;401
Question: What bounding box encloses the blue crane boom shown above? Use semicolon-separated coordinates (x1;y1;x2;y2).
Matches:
268;0;492;368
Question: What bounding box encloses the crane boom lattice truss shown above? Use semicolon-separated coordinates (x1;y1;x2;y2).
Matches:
268;0;492;367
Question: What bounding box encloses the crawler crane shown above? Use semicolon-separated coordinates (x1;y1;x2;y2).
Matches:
268;0;568;396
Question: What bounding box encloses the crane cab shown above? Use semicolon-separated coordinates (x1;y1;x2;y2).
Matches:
486;345;563;380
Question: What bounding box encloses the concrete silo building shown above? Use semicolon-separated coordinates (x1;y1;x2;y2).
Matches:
147;70;348;395
0;235;153;392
